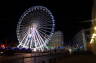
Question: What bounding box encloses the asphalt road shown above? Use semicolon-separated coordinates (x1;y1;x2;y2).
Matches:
0;53;96;63
56;55;96;63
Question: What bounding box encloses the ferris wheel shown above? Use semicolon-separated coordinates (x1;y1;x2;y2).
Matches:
17;6;55;51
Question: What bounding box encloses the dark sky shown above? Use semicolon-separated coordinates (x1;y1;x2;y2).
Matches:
0;0;93;43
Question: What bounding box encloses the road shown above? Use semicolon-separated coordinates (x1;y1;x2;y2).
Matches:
0;53;96;63
56;55;96;63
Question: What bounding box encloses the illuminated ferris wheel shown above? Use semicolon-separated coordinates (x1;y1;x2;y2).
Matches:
17;6;55;51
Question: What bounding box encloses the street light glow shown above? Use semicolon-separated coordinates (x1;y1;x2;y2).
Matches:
89;26;96;44
94;26;96;31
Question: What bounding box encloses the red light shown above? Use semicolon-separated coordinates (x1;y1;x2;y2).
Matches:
1;44;5;48
0;44;7;48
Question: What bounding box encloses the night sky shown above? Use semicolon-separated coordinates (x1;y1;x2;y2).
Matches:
0;0;93;43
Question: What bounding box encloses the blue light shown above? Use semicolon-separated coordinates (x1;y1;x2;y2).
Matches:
80;46;84;49
59;46;65;49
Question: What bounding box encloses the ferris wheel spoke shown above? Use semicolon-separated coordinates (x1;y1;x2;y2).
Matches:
38;26;53;30
31;28;40;48
30;32;36;48
30;37;33;48
19;30;28;34
38;35;45;46
22;35;29;47
35;33;40;47
38;29;49;39
20;24;28;27
38;26;52;30
44;19;53;23
38;24;52;27
38;29;50;42
35;32;42;47
41;20;53;25
35;30;45;46
26;38;30;47
22;31;29;36
20;27;28;31
32;31;38;47
20;27;28;30
37;31;47;41
46;20;53;23
36;30;46;46
19;32;28;44
39;28;52;34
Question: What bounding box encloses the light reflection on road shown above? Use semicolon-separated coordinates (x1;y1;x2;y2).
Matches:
0;53;32;63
